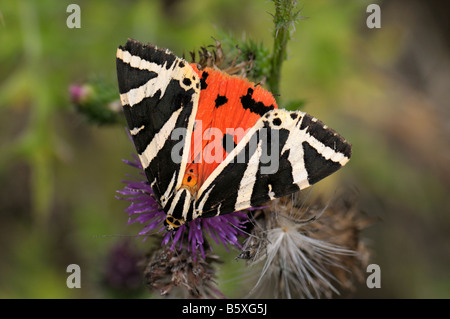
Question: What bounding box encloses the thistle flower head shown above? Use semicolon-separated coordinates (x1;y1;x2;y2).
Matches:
69;84;92;104
70;79;123;125
144;239;224;298
240;194;370;298
103;241;142;294
116;156;249;259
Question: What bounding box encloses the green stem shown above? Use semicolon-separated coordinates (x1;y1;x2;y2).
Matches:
19;0;54;227
268;0;299;103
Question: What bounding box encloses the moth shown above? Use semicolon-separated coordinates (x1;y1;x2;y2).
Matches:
116;39;351;230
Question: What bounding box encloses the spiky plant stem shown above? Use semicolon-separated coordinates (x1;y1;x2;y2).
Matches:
268;0;300;102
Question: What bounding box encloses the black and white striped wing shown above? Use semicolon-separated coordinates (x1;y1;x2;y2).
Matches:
116;39;200;206
193;109;352;219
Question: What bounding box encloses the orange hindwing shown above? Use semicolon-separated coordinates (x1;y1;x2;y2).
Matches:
183;64;278;190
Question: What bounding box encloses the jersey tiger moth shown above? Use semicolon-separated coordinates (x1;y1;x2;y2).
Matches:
116;39;352;230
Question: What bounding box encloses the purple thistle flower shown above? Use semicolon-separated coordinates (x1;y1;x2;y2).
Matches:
69;84;92;104
103;241;142;292
116;156;249;258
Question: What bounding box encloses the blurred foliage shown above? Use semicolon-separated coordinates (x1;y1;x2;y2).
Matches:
0;0;449;298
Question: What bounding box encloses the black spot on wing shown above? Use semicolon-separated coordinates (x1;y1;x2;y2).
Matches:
240;88;274;117
183;78;192;86
200;71;209;90
272;118;282;126
215;95;228;108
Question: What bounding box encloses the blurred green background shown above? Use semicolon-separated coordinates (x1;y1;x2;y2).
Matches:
0;0;449;298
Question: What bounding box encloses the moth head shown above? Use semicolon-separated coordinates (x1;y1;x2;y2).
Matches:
164;215;185;230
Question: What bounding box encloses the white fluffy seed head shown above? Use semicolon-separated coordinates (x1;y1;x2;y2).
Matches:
242;193;368;299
